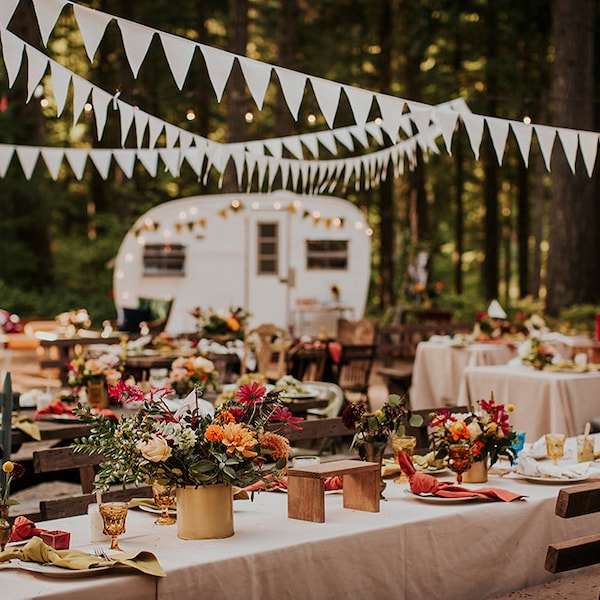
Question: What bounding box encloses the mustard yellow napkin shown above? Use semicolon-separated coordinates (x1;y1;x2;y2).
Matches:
11;416;41;441
0;536;165;577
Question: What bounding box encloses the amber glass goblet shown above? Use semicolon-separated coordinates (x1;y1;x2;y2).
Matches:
447;443;472;484
545;433;566;466
99;502;128;551
152;481;177;525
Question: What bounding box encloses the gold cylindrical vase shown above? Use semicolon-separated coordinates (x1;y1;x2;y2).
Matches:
176;484;234;540
462;459;488;484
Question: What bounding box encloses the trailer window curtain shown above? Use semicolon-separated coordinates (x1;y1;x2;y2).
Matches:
306;240;348;270
257;222;279;275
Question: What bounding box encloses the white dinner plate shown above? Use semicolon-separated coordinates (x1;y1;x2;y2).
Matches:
138;504;176;515
280;385;320;399
519;474;590;484
403;490;481;503
14;560;112;578
414;465;449;475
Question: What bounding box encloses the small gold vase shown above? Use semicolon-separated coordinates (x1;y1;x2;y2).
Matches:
462;458;488;484
176;484;234;540
87;378;109;409
0;504;13;552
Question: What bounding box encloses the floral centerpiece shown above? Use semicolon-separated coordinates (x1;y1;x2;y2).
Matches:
473;311;501;339
192;306;250;341
169;355;219;395
67;352;123;388
55;308;91;330
429;397;517;467
341;394;422;456
518;336;555;369
71;381;299;492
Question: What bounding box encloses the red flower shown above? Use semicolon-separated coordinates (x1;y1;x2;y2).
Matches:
109;380;145;404
270;406;304;430
235;382;267;406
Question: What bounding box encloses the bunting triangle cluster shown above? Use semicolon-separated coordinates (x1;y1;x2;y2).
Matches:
0;0;598;180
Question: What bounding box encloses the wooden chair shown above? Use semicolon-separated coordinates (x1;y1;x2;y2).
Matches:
330;344;377;407
336;319;377;345
287;344;328;381
545;482;600;574
241;323;288;381
32;446;152;520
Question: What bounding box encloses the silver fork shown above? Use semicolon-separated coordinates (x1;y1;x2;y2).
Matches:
94;547;111;562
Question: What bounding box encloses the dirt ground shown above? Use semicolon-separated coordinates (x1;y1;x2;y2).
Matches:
2;346;600;598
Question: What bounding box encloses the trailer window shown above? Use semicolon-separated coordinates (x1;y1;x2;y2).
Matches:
257;222;279;275
143;243;186;275
306;240;348;270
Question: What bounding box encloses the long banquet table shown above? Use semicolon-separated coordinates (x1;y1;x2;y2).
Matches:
410;339;517;410
457;364;600;441
4;442;600;600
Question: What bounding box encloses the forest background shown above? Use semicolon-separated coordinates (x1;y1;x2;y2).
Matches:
0;0;598;333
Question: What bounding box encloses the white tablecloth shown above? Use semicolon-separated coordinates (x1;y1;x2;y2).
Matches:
5;447;600;600
410;340;517;410
458;364;600;441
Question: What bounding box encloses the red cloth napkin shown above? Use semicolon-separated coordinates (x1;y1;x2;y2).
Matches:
328;342;342;364
397;451;524;502
10;516;42;542
33;398;118;421
244;475;344;493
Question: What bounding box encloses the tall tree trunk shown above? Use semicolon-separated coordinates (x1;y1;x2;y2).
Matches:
377;0;395;310
223;0;250;192
546;0;596;314
516;161;529;298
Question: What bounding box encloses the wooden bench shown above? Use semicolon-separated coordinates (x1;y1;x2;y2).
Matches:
32;446;151;520
545;481;600;574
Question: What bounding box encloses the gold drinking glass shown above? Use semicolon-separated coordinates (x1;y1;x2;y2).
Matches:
391;435;417;483
545;433;566;465
99;501;128;551
447;443;471;484
152;481;177;525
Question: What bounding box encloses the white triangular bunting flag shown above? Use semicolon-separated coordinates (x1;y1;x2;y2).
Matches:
25;46;48;102
200;45;235;102
509;121;533;167
266;158;278;191
116;99;134;146
0;29;24;87
148;115;164;148
409;108;432;135
282;137;304;160
71;75;92;126
244;153;256;189
238;56;272;111
244;140;265;157
0;0;19;27
375;93;405;133
0;145;14;177
40;147;64;180
49;61;71;116
30;0;65;45
113;149;136;178
556;127;578;174
365;123;384;146
299;134;319;158
159;148;181;176
116;18;154;78
230;150;245;189
398;114;414;138
315;130;338;155
279;159;290;190
158;31;196;90
273;66;306;120
461;113;485;160
343;85;374;127
434;109;458;156
65;148;88;179
164;123;180;148
333;128;355;151
133;109;149;148
72;4;112;63
184;146;204;176
578;130;599;177
264;139;283;158
309;76;341;128
136;149;158;177
533;124;556;172
485;116;510;165
255;155;268;189
179;130;194;150
15;146;39;179
289;160;300;190
89;149;112;179
91;87;111;139
300;161;310;192
350;127;369;149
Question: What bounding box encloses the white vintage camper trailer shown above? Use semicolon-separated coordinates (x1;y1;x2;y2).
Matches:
113;191;372;336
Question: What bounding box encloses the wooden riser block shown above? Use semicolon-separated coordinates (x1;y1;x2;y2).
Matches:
287;459;380;523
